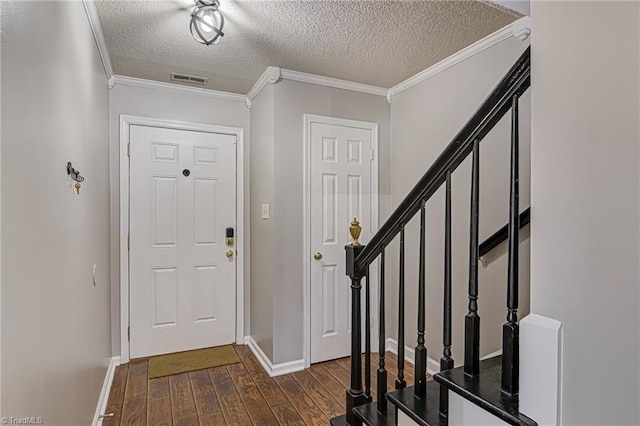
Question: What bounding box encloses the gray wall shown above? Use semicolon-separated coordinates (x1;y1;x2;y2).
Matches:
249;80;391;364
530;2;640;424
108;84;250;356
1;1;111;422
388;36;531;364
249;84;276;360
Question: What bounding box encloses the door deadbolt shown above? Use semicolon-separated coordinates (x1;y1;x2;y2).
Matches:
314;252;323;261
182;169;191;177
226;227;234;246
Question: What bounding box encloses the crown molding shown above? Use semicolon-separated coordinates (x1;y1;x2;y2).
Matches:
280;69;388;99
245;66;388;107
246;66;282;108
82;0;114;80
388;16;531;100
110;75;248;104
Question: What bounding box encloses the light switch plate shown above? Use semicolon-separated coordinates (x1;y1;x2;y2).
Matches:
261;203;269;220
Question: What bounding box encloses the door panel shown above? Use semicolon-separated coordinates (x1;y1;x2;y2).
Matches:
129;125;236;359
310;121;374;363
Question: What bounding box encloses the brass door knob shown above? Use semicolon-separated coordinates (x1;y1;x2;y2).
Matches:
314;252;323;261
226;249;234;258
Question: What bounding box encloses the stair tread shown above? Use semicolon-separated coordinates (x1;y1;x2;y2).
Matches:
386;383;447;426
434;355;537;426
329;414;347;426
353;401;397;426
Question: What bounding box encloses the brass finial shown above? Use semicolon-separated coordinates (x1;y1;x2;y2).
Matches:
349;217;361;246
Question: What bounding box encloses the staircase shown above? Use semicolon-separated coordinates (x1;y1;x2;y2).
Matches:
330;47;534;426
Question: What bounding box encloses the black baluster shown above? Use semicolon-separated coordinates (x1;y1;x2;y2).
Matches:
464;139;481;377
396;227;406;390
415;201;427;398
377;247;387;413
440;171;454;416
502;95;520;396
344;229;367;426
365;266;372;401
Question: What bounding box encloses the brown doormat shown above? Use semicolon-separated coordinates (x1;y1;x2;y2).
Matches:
148;345;240;379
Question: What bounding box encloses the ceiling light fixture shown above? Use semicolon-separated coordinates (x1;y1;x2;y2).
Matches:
190;0;224;46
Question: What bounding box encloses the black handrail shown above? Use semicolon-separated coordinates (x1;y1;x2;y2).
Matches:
478;207;530;258
355;47;531;271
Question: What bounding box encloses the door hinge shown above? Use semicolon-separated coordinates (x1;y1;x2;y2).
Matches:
127;143;131;157
370;149;374;161
127;326;130;341
127;234;130;250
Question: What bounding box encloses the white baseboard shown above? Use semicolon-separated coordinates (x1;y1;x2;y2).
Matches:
93;356;121;426
385;338;440;376
386;338;504;377
481;349;503;360
245;336;305;377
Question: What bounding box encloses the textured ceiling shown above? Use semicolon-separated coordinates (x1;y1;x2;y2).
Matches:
95;1;519;94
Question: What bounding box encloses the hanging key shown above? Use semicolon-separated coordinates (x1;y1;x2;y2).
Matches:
75;182;81;195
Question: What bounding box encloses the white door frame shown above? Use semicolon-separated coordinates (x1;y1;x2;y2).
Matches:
119;115;245;363
303;114;379;368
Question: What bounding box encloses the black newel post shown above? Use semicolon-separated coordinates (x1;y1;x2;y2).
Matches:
344;218;369;425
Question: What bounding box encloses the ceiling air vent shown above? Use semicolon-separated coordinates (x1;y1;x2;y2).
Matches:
170;72;209;86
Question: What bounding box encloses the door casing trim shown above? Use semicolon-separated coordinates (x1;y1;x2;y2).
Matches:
119;114;245;363
302;114;380;368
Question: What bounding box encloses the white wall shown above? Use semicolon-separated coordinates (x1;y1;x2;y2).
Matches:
388;35;531;366
108;83;250;356
1;1;111;422
271;80;391;364
248;80;391;364
249;84;276;360
530;2;640;424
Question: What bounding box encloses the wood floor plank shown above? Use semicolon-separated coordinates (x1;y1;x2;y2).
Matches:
109;352;393;426
209;366;252;426
274;374;329;426
121;395;147;426
125;360;148;399
149;377;170;400
103;364;129;426
147;396;172;426
235;345;289;407
227;363;279;425
307;364;347;408
226;362;254;388
189;369;221;416
335;356;350;371
169;373;197;418
198;412;227;426
173;413;199;426
271;404;306;426
291;369;344;418
321;360;351;388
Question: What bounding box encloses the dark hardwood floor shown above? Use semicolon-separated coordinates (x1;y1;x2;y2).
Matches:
103;345;420;425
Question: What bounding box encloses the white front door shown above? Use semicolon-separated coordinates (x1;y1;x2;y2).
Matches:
309;119;376;363
129;125;237;359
